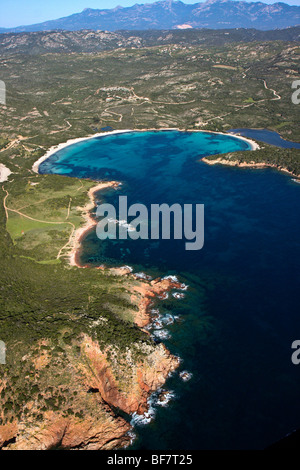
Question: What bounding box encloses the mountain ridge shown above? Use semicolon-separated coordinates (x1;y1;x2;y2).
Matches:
0;0;299;33
0;27;299;56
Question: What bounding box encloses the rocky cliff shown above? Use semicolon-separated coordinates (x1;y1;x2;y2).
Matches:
81;335;179;415
0;321;179;449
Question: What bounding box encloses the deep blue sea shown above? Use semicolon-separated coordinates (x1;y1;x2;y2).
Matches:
39;130;300;449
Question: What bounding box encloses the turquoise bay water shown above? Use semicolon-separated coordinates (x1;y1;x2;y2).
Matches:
39;130;300;449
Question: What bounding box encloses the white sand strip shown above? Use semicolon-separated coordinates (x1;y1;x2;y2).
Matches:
0;164;12;182
32;129;133;174
226;132;260;151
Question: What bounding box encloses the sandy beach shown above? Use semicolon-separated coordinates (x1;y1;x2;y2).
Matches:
226;132;260;150
32;129;133;174
0;164;12;183
67;178;188;330
68;181;121;267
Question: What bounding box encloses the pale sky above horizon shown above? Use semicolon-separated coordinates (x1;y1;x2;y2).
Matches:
1;0;300;28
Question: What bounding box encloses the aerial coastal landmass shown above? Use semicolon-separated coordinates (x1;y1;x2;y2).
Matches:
0;0;299;451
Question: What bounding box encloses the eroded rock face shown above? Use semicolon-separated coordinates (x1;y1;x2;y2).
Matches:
131;277;186;328
0;421;18;448
0;333;178;450
0;268;181;450
4;412;130;451
81;336;179;415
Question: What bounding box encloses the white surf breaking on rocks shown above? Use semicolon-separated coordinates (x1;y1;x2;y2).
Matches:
130;388;177;427
134;272;153;280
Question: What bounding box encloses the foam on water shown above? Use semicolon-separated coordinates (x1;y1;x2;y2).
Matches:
162;275;179;282
134;272;153;280
173;292;185;299
130;388;177;428
152;329;171;340
119;265;133;272
179;371;193;382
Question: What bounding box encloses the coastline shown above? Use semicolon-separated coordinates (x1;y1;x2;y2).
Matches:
130;276;188;328
32;128;259;174
29;127;259;432
68;180;121;267
202;157;300;179
32;129;133;174
68;178;188;327
32;126;260;330
226;132;260;151
228;127;300;146
65;178;185;434
66;179;187;323
31;127;261;329
66;178;188;329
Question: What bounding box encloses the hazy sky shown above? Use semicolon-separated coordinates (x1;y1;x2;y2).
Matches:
1;0;300;28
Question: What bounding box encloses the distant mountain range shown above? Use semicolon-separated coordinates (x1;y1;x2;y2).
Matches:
0;0;299;33
1;27;299;56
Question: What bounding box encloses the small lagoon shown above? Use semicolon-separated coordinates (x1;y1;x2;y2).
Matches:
228;128;300;149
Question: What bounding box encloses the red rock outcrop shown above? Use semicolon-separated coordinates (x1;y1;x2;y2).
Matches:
0;421;18;448
131;277;186;327
5;411;130;450
80;335;179;415
0;331;179;450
